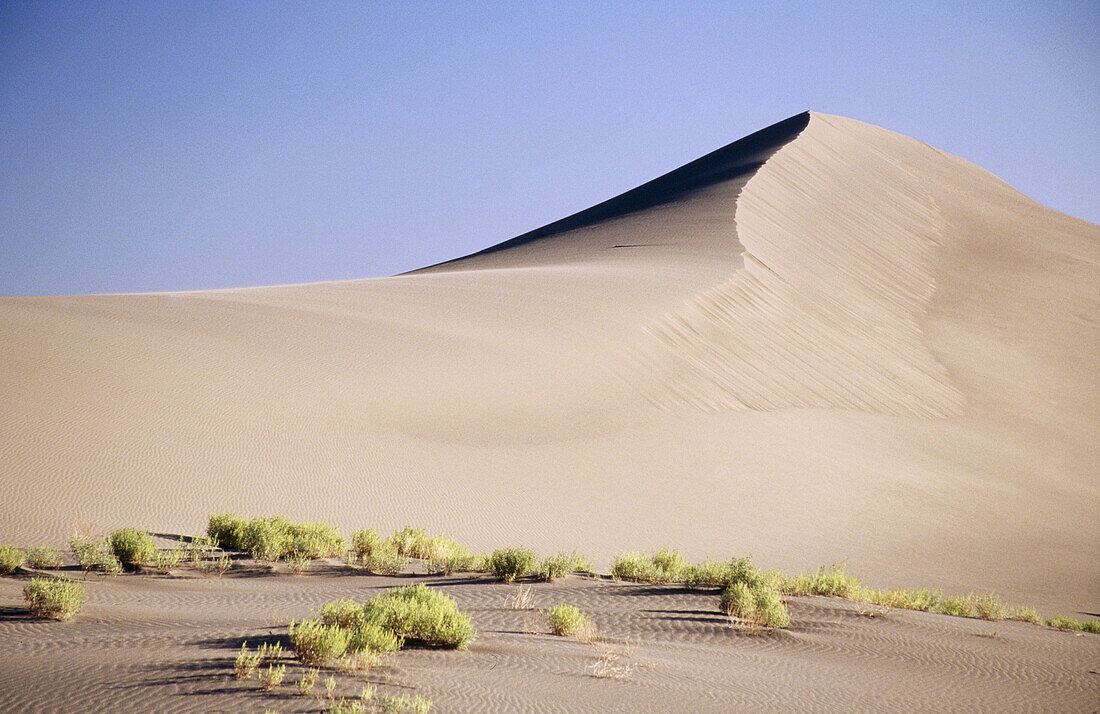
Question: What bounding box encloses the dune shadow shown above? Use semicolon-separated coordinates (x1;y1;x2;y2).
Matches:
0;605;35;622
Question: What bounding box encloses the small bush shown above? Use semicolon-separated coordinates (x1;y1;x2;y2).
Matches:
259;663;285;690
650;547;686;580
24;577;86;620
535;551;589;582
360;584;475;648
610;552;662;583
937;596;974;617
187;535;216;562
721;582;789;628
348;621;404;654
1009;605;1042;625
25;546;64;569
1047;615;1100;633
862;588;941;612
547;604;589;637
391;527;432;559
286;521;347;560
70;536;123;575
242;517;292;561
108;528;156;570
441;549;488;575
289;619;350;666
296;667;319;696
351;528;382;558
970;593;1007;621
207;513;248;550
359;541;408;575
321;598;365;628
489;548;538;583
0;545;26;574
155;548;184;574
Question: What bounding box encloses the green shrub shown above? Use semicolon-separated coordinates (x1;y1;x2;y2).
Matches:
154;548;184;574
937;596;974;617
650;547;686;581
186;535;216;562
1047;615;1100;632
289;619;351;666
535;551;589;582
70;536;123;575
108;528;156;570
25;546;64;569
862;588;941;611
442;549;488;574
259;663;285;690
359;541;408;575
321;598;366;628
286;521;347;560
0;545;25;574
24;577;86;620
207;513;248;550
682;557;765;589
296;667;318;696
242;516;292;561
610;551;662;583
720;582;755;619
720;582;789;628
1008;605;1042;625
391;526;432;559
351;528;383;558
970;593;1007;621
348;622;403;654
546;604;589;636
360;584;475;648
489;548;538;583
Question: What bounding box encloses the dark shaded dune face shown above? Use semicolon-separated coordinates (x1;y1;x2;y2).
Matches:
412;111;810;271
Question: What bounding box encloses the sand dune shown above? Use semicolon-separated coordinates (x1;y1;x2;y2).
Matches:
1;111;1097;618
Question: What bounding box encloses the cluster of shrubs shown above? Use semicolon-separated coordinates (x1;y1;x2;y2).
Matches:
23;577;86;620
487;547;590;583
288;584;475;669
207;513;346;564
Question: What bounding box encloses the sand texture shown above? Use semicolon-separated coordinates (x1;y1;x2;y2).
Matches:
1;566;1098;713
1;108;1097;629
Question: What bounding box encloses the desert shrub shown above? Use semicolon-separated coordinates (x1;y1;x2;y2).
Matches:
359;541;408;575
70;536;123;575
260;663;285;690
187;534;216;562
535;551;589;582
207;513;248;550
650;547;686;580
720;582;755;619
772;564;861;598
242;516;293;561
286;521;347;560
360;584;475;648
321;598;366;628
1008;605;1042;625
970;593;1007;621
289;619;351;666
721;582;789;628
351;528;383;558
862;588;941;611
0;545;26;574
297;667;319;696
108;528;156;570
547;604;589;636
197;553;232;576
24;577;86;620
347;622;403;654
489;548;538;583
1047;615;1100;632
25;546;64;569
681;557;765;589
937;596;974;617
440;548;488;575
391;526;432;559
610;551;662;583
154;548;184;574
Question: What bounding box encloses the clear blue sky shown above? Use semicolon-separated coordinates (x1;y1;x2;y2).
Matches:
1;1;1096;296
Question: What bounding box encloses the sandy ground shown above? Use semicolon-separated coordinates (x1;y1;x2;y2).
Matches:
0;111;1098;709
1;563;1097;713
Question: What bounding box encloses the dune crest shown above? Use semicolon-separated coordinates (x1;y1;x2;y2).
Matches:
631;113;964;416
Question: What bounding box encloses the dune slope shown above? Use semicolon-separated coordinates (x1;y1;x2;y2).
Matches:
1;112;1096;614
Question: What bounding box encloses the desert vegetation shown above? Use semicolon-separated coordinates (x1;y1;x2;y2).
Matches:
546;604;590;637
24;577;87;620
488;547;539;583
0;544;25;574
25;545;64;569
108;527;156;570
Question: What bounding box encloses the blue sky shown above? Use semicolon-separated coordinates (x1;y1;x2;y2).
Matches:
1;1;1096;295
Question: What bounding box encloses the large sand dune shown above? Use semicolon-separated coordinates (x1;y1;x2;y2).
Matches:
1;111;1097;614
